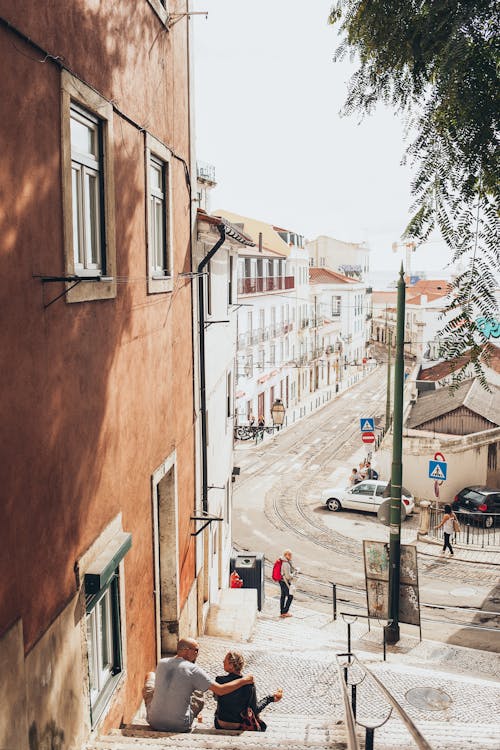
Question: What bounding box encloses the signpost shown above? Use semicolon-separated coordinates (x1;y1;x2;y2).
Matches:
360;418;375;432
428;460;447;481
429;452;447;500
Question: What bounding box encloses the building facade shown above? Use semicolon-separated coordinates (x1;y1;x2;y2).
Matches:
194;207;254;615
0;2;199;747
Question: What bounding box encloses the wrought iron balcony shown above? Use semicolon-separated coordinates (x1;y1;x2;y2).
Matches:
238;276;295;295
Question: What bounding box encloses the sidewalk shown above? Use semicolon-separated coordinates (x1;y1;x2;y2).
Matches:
93;594;500;750
235;364;378;451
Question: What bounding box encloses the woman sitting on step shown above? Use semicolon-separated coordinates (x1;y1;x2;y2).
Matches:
214;651;283;732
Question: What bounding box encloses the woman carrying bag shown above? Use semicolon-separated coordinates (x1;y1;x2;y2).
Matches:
435;503;459;557
213;651;282;731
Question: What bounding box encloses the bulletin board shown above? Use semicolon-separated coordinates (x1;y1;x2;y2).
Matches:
363;540;421;627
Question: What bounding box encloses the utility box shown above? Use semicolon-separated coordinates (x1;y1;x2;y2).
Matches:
230;553;265;611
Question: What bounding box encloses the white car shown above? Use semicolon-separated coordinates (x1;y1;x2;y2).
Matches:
321;480;414;517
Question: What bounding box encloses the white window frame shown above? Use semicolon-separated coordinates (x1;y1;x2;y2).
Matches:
145;133;173;293
70;105;103;276
61;71;116;303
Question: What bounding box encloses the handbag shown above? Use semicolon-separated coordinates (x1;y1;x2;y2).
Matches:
239;706;262;731
453;516;460;533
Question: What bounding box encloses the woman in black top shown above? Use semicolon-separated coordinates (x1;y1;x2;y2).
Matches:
214;651;282;731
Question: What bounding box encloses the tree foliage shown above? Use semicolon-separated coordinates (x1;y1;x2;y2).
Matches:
329;1;499;386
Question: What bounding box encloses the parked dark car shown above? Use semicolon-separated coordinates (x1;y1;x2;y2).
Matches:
452;486;500;528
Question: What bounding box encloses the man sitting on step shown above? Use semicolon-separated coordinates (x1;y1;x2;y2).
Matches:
142;637;254;732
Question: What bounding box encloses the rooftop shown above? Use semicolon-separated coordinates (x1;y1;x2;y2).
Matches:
407;378;500;429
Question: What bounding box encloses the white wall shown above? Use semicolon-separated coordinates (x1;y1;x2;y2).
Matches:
376;426;500;504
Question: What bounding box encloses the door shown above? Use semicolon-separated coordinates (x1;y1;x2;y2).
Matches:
345;482;377;513
258;392;265;422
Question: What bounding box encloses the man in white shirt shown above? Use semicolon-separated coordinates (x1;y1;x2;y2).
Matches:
143;637;254;732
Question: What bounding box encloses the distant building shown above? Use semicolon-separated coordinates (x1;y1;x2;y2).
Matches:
308;268;369;389
210;211;308;424
306;235;370;280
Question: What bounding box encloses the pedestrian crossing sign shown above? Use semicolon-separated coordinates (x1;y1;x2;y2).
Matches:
360;418;375;432
428;460;447;480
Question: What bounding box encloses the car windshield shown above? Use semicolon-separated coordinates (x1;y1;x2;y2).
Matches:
462;490;487;503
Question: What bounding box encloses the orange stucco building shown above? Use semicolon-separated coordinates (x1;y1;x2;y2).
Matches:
0;2;200;746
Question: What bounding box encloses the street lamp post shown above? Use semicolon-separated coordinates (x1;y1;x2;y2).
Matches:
270;398;286;430
384;264;406;645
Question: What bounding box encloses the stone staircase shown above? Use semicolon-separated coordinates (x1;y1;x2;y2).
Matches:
88;596;500;750
92;716;350;750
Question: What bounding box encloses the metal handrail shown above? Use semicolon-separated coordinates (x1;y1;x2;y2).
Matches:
335;657;361;750
338;653;433;750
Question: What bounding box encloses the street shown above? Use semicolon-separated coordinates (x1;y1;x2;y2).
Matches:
233;366;500;651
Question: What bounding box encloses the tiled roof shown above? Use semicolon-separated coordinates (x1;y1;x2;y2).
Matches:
407;378;500;429
409;279;451;295
406;292;449;305
418;344;500;380
309;267;359;285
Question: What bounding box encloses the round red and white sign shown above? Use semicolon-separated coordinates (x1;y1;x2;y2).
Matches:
361;431;375;444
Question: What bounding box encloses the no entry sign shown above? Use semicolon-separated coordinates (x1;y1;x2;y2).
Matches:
361;431;375;444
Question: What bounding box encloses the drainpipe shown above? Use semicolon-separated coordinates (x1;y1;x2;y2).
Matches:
198;223;226;513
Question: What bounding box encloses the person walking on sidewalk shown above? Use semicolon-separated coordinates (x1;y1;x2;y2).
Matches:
279;549;297;618
435;504;457;557
142;637;254;732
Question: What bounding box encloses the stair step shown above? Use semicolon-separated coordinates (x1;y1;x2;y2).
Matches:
89;717;349;750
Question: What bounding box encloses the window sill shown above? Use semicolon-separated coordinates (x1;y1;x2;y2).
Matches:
91;670;125;730
66;277;117;303
148;275;173;294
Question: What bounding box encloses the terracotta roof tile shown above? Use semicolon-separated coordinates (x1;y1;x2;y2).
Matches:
309;267;359;284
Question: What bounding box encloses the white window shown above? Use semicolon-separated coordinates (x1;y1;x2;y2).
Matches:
228;255;234;305
61;71;116;303
149;156;168;274
270;344;276;366
226;371;232;418
87;585;118;707
146;134;173;293
332;296;341;316
245;354;253;378
70;105;103;275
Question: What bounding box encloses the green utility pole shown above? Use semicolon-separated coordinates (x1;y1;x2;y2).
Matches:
385;307;391;432
384;264;406;645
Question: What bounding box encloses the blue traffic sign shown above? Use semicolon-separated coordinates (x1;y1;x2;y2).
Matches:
360;418;374;432
428;460;447;481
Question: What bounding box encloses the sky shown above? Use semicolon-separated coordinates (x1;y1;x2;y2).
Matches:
192;0;454;277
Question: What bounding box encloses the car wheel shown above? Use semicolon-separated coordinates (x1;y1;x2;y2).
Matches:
327;498;341;512
485;515;494;529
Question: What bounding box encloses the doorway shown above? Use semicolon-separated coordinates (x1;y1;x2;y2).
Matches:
152;460;179;657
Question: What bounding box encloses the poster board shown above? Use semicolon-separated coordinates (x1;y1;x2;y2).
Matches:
363;540;420;626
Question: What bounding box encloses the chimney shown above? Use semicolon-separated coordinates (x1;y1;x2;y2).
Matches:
258;232;263;253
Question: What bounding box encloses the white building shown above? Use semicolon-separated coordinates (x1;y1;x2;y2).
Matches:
307;234;370;280
194;205;254;610
215;210;311;426
309;267;369;389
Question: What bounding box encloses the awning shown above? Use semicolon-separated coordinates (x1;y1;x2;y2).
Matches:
84;531;132;595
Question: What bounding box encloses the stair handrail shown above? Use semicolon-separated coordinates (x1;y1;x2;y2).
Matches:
335;657;361;750
337;652;433;750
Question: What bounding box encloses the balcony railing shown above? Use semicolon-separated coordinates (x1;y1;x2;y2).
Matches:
238;276;295;295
